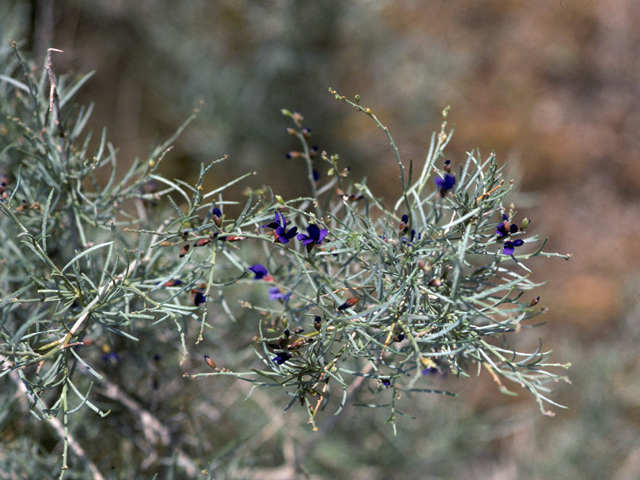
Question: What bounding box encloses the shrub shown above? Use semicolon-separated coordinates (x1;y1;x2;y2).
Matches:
0;45;571;478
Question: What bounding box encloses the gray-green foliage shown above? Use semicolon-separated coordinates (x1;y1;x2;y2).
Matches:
0;45;570;478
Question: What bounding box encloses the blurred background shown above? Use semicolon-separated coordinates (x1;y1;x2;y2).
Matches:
3;0;640;479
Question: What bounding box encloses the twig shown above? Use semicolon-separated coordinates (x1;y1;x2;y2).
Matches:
94;375;199;477
3;355;106;480
45;48;65;141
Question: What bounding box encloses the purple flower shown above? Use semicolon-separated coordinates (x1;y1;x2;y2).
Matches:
262;212;298;244
497;214;518;237
399;214;409;234
422;367;438;376
193;291;206;306
212;207;223;227
402;229;421;244
296;224;328;251
434;174;456;195
269;286;291;302
503;239;524;255
249;264;272;281
272;352;292;364
313;169;320;182
102;352;121;365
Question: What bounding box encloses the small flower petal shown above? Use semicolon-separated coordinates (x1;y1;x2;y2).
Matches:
269;287;290;302
194;291;206;306
503;239;524;255
272;352;292;364
503;241;515;255
434;174;456;191
249;264;269;280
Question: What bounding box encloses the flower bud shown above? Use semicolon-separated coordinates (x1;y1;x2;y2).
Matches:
195;238;211;247
204;355;216;369
212;208;222;227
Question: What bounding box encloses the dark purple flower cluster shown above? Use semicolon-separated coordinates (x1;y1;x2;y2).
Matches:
496;214;525;255
262;212;328;252
497;214;518;238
